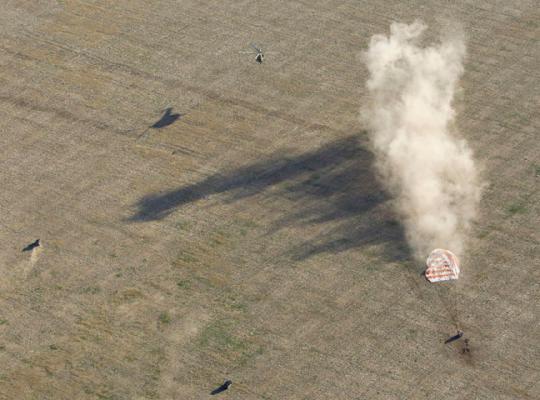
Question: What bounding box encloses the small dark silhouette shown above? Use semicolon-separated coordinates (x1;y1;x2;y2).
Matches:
151;107;181;129
211;380;232;395
22;239;40;252
444;330;463;344
462;338;471;354
240;44;265;63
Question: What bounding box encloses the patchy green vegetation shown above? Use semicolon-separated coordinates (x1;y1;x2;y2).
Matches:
196;319;264;367
158;312;171;325
235;217;259;229
225;294;248;312
233;217;260;236
197;319;246;351
175;252;198;264
120;288;144;301
174;220;190;230
81;286;101;295
176;279;191;289
506;203;527;215
209;236;225;247
477;229;490;239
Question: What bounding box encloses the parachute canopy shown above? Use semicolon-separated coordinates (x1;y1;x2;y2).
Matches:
425;249;460;282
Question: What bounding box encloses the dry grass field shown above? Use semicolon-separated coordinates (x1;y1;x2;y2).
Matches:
0;1;538;399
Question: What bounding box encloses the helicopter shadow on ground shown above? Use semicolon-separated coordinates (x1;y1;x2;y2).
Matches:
129;134;410;263
151;107;182;129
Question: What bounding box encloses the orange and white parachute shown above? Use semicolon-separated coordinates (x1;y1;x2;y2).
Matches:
425;249;460;282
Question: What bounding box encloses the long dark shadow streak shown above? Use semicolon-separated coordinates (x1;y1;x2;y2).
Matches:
129;135;410;262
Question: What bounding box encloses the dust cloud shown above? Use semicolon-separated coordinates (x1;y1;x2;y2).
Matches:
362;21;481;260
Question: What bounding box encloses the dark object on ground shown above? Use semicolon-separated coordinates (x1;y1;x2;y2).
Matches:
250;43;264;63
211;380;232;395
151;108;181;129
444;330;464;344
462;338;471;354
22;239;40;252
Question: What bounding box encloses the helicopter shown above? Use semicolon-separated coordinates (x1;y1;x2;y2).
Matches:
240;43;275;64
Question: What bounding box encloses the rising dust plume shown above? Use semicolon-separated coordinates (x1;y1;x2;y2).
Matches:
362;21;481;260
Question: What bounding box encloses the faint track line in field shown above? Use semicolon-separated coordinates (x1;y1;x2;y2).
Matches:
74;0;195;33
76;0;266;33
59;3;194;51
11;29;161;108
135;131;203;158
0;93;138;138
17;29;350;139
0;39;148;107
9;28;354;162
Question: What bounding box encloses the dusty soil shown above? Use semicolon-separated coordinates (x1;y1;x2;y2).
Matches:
0;1;538;399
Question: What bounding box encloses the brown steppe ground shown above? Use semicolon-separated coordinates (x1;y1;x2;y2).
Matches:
0;1;538;399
